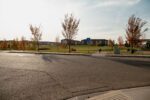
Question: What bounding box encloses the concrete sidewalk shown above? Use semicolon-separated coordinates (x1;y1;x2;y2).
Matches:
92;52;150;58
69;86;150;100
1;50;150;58
87;86;150;100
1;50;91;56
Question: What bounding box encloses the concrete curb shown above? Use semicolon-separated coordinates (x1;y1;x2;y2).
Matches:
1;51;150;58
5;51;92;56
105;54;150;58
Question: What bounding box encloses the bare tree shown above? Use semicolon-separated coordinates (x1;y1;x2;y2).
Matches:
30;24;42;51
126;15;148;51
55;35;60;51
108;39;115;49
62;14;80;53
118;36;124;47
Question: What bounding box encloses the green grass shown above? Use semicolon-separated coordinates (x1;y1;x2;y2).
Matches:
39;45;113;54
12;44;149;55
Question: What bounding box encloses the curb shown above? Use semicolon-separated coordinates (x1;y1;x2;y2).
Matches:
1;51;150;58
105;55;150;58
6;51;92;56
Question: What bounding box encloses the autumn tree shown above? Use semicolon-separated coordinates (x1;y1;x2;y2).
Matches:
30;24;42;51
118;36;124;47
19;36;26;50
62;14;80;53
0;40;8;50
126;15;148;50
12;38;19;50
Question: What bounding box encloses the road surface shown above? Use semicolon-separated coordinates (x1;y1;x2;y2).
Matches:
0;52;150;100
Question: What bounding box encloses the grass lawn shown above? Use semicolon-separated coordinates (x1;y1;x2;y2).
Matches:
38;44;150;55
39;45;113;54
5;44;148;55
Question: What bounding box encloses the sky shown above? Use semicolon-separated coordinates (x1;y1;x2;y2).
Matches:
0;0;150;42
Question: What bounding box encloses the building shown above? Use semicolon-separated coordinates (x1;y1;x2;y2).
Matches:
61;39;81;45
81;38;108;46
142;39;150;44
142;39;150;48
39;41;57;46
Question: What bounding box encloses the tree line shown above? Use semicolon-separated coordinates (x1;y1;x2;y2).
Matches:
0;14;149;53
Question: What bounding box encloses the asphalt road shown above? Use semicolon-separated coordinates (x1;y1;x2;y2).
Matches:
0;53;150;100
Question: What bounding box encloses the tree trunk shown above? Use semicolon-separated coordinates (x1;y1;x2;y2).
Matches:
68;39;71;53
131;43;134;54
37;41;39;52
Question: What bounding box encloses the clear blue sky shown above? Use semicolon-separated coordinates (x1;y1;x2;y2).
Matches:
0;0;150;42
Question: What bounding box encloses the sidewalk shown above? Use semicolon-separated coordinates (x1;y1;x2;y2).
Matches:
1;50;91;56
105;54;150;58
69;86;150;100
92;52;150;58
1;50;150;58
87;86;150;100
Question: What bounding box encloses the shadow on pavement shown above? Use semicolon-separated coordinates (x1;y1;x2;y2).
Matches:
107;58;150;69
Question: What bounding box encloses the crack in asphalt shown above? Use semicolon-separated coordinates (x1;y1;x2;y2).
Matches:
1;54;150;100
0;66;73;98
